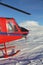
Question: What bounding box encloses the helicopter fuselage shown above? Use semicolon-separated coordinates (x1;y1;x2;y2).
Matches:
0;17;29;43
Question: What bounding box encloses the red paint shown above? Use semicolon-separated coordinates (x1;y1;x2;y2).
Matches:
0;17;23;43
0;17;29;58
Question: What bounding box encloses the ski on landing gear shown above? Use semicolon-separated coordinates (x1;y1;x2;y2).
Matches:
0;43;20;59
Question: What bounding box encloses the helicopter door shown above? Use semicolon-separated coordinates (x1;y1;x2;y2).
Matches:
6;21;18;33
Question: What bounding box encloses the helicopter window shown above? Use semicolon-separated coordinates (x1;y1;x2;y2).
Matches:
6;22;18;32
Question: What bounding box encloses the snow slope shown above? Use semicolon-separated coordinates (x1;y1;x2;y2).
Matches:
0;21;43;65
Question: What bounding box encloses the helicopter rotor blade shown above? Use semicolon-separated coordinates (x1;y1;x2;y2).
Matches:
0;2;31;15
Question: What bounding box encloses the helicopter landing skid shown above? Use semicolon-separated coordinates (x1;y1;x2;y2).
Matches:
0;50;20;58
0;43;20;59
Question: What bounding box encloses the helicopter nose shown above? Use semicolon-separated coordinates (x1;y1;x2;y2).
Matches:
22;29;29;38
20;27;29;38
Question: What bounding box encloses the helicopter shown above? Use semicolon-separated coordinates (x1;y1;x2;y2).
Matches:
0;2;31;58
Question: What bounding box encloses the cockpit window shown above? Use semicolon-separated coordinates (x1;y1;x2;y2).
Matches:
6;22;18;33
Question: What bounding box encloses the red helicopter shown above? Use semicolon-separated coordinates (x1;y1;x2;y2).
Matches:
0;2;31;58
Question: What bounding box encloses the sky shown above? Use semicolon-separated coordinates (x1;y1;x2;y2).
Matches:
0;0;43;25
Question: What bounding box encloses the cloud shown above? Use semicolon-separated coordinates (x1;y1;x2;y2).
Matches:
19;21;40;30
19;21;43;39
27;21;39;26
20;21;39;27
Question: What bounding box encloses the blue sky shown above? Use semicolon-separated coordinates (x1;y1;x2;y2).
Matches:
0;0;43;25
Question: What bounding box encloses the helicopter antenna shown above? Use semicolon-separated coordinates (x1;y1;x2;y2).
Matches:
0;2;31;15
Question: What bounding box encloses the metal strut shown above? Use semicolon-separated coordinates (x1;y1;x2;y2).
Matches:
4;43;8;58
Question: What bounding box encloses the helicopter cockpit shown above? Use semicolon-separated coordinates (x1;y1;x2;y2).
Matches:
6;19;18;33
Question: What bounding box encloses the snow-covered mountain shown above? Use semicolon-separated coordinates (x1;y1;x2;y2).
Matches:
0;21;43;65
